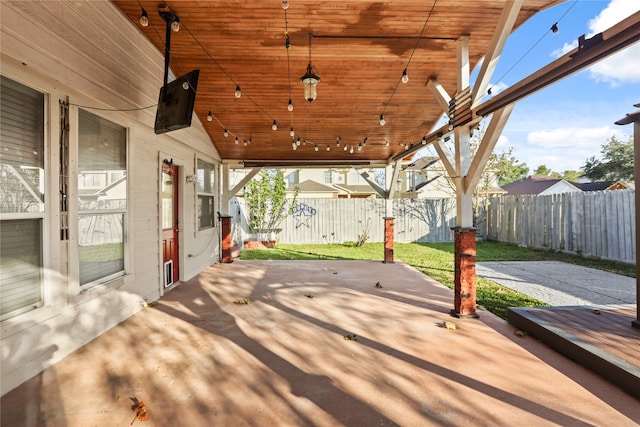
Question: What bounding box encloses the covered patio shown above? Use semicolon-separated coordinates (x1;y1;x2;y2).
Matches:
2;260;637;426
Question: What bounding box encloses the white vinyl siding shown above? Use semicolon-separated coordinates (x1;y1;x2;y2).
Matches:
0;76;46;320
77;109;127;287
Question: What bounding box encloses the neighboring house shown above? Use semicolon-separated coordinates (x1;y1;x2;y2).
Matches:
501;175;631;195
501;175;582;195
574;181;632;191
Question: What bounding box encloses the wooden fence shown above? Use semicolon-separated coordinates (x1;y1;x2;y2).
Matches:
230;197;457;245
485;190;636;264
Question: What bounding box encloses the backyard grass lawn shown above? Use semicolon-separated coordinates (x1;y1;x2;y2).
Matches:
240;241;636;319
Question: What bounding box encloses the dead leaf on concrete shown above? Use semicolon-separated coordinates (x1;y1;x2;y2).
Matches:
234;298;251;305
438;321;459;330
343;334;358;341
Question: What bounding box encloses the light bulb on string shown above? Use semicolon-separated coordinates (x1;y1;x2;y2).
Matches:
282;0;289;10
349;146;354;154
296;137;301;146
422;136;427;145
292;142;297;150
235;85;242;98
379;115;385;126
290;127;295;137
343;145;348;151
401;69;409;84
357;143;362;152
235;137;239;145
223;129;229;137
243;139;248;146
171;18;180;32
207;111;213;122
336;137;341;147
288;99;293;111
404;143;409;150
139;8;149;27
385;140;390;146
272;120;278;131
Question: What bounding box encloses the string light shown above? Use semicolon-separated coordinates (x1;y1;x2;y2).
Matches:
243;139;248;146
139;8;149;27
385;140;390;146
326;145;330;152
422;136;427;145
288;99;293;111
349;146;354;154
207;111;213;122
404;143;409;150
282;0;289;10
235;136;239;144
292;142;297;150
379;114;385;126
357;143;362;152
223;129;229;137
336;137;341;147
343;145;348;151
290;127;295;137
235;85;242;98
171;18;180;32
401;69;409;84
272;120;278;131
296;137;301;146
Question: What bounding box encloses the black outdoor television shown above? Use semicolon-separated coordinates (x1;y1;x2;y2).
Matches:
154;69;200;134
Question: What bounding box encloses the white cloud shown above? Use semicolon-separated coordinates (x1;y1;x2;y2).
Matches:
554;0;640;85
521;125;631;171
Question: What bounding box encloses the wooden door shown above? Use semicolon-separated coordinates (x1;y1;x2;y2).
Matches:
162;163;179;287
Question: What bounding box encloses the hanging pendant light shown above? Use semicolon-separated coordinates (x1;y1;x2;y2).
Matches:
300;33;320;103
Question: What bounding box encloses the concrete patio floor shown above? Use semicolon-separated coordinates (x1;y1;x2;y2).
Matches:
2;260;639;426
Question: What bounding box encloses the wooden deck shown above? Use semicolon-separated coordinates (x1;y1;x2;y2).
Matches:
508;305;640;399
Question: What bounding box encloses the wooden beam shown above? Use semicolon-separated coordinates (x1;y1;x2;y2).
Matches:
227;167;261;198
427;79;451;112
471;0;523;109
464;104;515;193
456;35;470;90
476;11;640;117
387;159;403;200
432;137;456;178
352;165;386;198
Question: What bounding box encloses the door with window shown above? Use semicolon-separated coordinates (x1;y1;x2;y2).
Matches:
162;163;179;287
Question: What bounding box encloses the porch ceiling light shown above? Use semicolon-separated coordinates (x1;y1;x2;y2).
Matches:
300;33;320;103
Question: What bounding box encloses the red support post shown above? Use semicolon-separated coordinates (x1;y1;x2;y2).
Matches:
451;227;478;318
384;217;394;263
220;215;233;263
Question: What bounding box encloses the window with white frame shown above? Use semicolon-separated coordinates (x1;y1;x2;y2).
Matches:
78;109;127;287
324;169;333;184
197;158;215;230
0;76;46;320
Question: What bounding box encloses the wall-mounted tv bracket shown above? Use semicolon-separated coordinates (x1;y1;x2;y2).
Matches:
159;6;179;101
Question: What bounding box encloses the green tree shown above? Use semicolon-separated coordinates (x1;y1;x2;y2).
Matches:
561;170;582;182
244;169;299;240
582;135;634;181
533;164;553;176
490;147;529;185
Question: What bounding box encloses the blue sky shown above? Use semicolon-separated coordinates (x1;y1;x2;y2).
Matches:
477;0;639;174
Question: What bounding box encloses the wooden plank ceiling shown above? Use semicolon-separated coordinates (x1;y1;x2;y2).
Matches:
112;0;561;165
